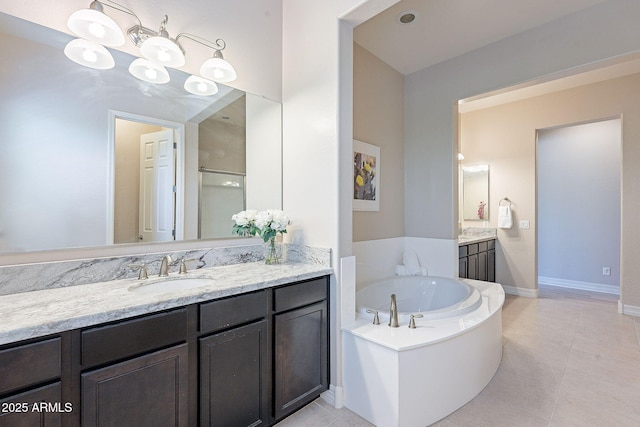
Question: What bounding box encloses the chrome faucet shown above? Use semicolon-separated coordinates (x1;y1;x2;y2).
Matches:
389;294;399;327
159;255;173;277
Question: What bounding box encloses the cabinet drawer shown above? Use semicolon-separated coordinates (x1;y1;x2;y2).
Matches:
458;245;468;258
478;241;488;252
467;243;479;255
200;290;268;335
82;308;188;369
274;277;328;313
0;337;61;395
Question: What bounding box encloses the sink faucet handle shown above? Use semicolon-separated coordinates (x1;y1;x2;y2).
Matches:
365;309;381;325
408;313;424;329
177;258;200;274
130;263;148;280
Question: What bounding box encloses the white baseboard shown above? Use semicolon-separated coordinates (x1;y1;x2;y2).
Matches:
321;385;344;408
619;301;640;317
501;284;540;298
538;276;620;295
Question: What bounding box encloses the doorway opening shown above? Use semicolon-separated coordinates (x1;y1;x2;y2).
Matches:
107;111;185;245
536;118;621;296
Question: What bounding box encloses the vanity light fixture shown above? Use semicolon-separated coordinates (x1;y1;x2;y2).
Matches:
128;58;170;84
64;0;237;93
64;38;115;69
199;47;237;83
67;1;125;46
138;16;185;68
184;75;219;96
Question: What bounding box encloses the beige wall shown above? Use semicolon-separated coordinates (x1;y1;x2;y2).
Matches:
459;72;640;306
353;43;404;241
198;97;246;174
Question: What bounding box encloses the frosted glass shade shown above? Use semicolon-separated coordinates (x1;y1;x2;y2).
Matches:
184;75;218;96
140;36;185;68
64;38;115;69
67;8;124;47
128;58;170;84
200;55;237;83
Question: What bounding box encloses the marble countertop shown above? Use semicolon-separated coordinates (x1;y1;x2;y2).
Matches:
0;262;333;346
457;235;497;245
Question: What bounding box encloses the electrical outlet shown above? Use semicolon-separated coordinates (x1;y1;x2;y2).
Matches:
602;267;611;276
519;220;530;229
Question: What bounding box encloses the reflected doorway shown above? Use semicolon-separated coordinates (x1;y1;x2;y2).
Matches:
108;111;185;244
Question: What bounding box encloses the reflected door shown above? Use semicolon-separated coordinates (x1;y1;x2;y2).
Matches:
139;130;175;242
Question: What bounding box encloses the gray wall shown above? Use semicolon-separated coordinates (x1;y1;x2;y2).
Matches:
404;0;640;240
538;119;621;288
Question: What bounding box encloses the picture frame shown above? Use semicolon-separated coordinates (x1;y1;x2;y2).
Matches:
353;140;380;211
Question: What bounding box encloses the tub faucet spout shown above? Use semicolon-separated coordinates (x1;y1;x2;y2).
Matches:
389;294;399;327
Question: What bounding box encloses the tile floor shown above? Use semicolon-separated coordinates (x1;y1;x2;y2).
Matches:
276;286;640;426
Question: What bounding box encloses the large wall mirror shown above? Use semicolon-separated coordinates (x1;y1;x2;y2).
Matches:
0;12;282;255
462;165;489;221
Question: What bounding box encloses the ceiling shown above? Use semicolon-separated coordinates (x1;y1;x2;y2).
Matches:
354;0;640;110
354;0;611;76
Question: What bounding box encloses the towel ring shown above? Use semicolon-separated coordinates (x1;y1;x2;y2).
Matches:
499;197;511;207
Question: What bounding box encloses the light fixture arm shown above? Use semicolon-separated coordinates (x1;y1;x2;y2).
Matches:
175;33;226;53
93;0;142;29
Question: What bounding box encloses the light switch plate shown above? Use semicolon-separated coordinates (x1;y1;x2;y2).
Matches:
519;220;530;229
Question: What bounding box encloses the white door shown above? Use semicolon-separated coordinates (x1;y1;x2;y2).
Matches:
139;129;175;242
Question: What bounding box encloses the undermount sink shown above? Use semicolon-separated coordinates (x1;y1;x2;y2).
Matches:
128;277;216;294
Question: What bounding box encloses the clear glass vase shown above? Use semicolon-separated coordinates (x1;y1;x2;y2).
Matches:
264;237;281;265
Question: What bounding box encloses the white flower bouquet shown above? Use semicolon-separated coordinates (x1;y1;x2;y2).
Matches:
231;209;290;242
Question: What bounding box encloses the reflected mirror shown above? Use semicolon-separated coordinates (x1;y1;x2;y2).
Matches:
0;12;282;254
462;165;489;220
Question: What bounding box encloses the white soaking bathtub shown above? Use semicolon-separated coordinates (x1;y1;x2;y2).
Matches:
357;276;482;322
343;277;504;427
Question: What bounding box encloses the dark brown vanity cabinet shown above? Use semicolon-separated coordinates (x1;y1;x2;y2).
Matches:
80;308;190;427
0;337;63;427
273;278;328;421
199;291;270;427
459;240;496;282
1;275;330;427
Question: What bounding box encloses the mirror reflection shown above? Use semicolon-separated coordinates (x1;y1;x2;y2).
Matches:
462;165;489;221
0;13;282;254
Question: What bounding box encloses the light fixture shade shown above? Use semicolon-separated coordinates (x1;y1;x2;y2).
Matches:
140;36;185;67
128;58;170;84
184;75;218;96
67;7;125;47
200;52;237;82
64;38;115;69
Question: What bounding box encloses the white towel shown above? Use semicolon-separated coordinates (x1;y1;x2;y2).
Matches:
498;205;513;229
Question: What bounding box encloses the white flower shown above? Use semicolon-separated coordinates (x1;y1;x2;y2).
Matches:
254;210;273;230
269;210;290;231
231;209;258;226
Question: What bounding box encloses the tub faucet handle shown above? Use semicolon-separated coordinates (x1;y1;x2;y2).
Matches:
408;313;424;329
365;309;380;325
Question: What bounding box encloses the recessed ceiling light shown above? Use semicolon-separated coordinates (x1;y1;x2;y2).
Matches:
396;10;418;25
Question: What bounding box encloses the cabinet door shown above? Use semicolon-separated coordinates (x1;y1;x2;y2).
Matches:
467;253;479;280
487;248;496;282
273;301;328;420
0;382;62;427
200;320;268;427
478;250;488;281
81;344;188;427
459;256;468;278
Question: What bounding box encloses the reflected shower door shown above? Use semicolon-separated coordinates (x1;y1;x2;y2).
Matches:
199;169;246;239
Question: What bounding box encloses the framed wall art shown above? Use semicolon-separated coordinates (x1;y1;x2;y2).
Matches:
353;140;380;211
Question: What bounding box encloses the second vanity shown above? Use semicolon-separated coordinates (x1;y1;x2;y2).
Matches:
458;228;496;282
0;260;332;427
